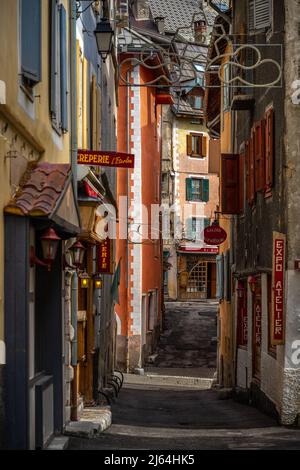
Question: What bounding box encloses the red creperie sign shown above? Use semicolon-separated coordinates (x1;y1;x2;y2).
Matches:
271;233;286;345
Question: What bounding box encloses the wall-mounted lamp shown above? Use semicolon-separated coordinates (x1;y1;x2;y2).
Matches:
80;271;90;289
30;227;61;271
94;274;103;289
94;18;114;62
248;276;257;293
69;241;85;269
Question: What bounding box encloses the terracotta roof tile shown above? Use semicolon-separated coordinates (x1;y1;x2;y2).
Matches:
5;162;71;216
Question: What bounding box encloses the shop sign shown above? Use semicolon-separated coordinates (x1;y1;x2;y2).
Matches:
271;232;286;345
204;224;227;246
98;238;113;274
78;149;134;168
254;295;262;346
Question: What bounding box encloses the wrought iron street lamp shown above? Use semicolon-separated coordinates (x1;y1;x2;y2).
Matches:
94;18;114;62
69;241;85;269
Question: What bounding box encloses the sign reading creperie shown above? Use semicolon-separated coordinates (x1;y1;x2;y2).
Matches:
78;149;134;168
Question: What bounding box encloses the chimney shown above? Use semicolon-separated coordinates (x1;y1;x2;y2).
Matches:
132;0;150;21
154;16;165;34
194;20;207;43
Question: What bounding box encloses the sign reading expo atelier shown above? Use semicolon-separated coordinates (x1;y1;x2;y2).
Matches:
271;232;286;345
78;149;135;168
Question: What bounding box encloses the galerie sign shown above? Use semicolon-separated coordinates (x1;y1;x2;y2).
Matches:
98;238;113;274
271;232;286;345
78;149;134;168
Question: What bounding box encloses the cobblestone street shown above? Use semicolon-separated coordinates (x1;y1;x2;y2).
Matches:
68;302;300;450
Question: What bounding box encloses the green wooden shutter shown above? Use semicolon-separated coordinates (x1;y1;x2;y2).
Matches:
21;0;41;83
60;4;68;132
202;179;210;202
186;178;192;201
204;218;210;229
185;218;193;240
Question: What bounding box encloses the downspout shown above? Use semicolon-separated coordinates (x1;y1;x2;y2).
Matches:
71;271;78;420
126;69;130;373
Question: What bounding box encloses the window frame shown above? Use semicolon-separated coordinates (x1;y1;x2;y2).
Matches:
186;177;209;203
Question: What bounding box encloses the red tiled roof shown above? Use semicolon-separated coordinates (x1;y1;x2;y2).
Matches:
5;162;71;217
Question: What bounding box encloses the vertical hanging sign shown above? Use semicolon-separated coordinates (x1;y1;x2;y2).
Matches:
271;232;286;345
98;238;113;274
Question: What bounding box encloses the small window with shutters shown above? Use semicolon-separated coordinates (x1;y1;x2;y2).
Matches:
187;133;207;158
20;0;42;92
186;178;209;202
249;0;272;32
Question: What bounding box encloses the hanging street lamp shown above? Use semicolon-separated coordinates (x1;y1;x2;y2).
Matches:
94;18;114;62
69;241;86;269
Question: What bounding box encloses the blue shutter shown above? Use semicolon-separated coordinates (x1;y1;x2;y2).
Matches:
204;218;210;229
202;179;210;202
216;254;224;300
21;0;41;83
50;0;58;119
186;218;193;240
186;178;192;201
60;5;68;132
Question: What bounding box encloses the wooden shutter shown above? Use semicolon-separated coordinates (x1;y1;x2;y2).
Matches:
265;108;274;188
221;153;239;214
254;121;265;191
21;0;41;83
50;0;58;120
249;129;255;203
187;134;192;155
202;179;210;202
91;75;97;150
239;152;245;213
254;0;272;30
82;57;88;148
60;4;68;132
186;178;192;201
246;141;250;203
204;218;210;229
216;254;224;300
201;135;208;157
185;218;193;240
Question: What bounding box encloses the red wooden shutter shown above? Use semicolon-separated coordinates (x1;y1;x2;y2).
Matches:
246;141;250;203
265;108;274;189
187;134;192;155
221;153;239;214
239;152;245;213
254;120;266;192
249;129;255;203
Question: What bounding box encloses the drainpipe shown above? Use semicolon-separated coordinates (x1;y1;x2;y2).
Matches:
71;271;78;420
70;0;77;195
126;69;130;373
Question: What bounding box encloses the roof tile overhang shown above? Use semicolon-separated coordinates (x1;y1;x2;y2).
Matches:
4;162;81;235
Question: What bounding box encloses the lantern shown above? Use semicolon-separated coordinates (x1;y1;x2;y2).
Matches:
236;281;245;299
80;272;90;289
248;276;257;293
69;241;85;268
40;228;61;270
94;274;103;289
94;18;114;62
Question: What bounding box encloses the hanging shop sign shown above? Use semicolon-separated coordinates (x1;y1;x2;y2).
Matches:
98;238;113;274
204;224;227;246
271;232;286;345
78;149;134;168
254;285;262;347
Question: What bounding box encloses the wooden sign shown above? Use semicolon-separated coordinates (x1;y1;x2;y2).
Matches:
204;224;227;246
78;149;134;168
271;232;286;345
98;238;113;274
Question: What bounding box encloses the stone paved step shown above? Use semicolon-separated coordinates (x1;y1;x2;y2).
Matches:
124;373;214;389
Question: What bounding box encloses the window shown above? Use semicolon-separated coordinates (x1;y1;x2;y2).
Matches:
186;217;210;240
186;178;209;202
50;1;68;133
20;0;41;89
249;0;272;32
187;133;207;157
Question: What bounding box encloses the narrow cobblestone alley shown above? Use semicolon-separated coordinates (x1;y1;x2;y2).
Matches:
68;302;300;450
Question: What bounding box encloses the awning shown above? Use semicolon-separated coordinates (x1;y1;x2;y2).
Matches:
4;162;81;235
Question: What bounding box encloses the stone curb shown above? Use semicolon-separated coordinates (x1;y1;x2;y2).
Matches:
64;406;112;439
